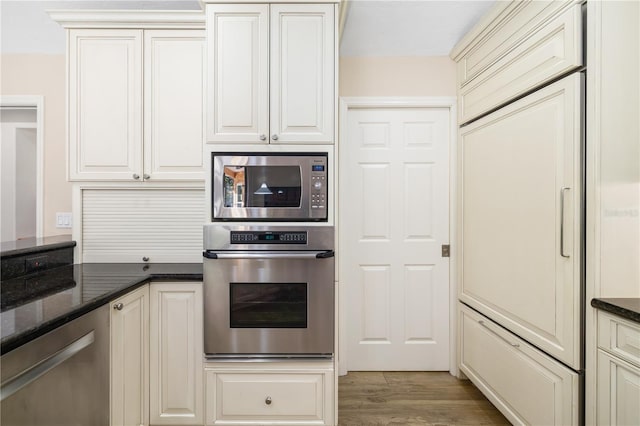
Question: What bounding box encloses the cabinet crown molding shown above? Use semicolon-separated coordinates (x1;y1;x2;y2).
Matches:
449;0;579;61
48;10;205;29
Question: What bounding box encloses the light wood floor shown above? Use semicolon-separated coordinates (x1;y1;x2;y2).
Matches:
338;372;510;425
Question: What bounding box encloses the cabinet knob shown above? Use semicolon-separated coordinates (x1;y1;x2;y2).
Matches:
142;257;149;262
143;174;150;180
259;134;267;141
133;174;140;180
113;303;124;311
265;396;272;405
271;134;278;141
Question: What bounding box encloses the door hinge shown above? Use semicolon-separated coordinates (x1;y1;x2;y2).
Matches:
441;245;450;258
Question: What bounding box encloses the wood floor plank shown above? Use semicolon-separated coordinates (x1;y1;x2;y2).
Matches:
338;372;510;425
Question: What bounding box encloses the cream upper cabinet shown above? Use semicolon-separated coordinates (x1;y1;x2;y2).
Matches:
110;285;149;426
144;30;205;181
269;4;335;144
68;28;205;181
69;29;143;181
206;4;269;143
206;3;335;144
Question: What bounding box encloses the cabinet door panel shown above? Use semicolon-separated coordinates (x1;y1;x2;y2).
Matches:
144;30;205;180
207;4;268;143
69;29;142;180
270;4;334;144
150;282;204;425
598;350;640;425
110;285;149;426
459;74;582;368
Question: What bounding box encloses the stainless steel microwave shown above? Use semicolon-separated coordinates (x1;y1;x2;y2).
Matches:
212;152;328;221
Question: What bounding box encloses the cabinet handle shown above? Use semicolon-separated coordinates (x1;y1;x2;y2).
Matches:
478;320;520;348
133;174;140;180
143;174;150;180
560;187;571;258
271;134;278;141
259;134;267;141
113;303;124;311
142;257;149;262
265;396;272;405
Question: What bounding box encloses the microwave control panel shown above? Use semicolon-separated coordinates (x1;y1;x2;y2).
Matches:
310;160;327;218
230;231;307;244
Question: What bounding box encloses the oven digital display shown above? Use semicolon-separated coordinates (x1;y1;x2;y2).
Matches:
311;165;325;172
230;231;307;244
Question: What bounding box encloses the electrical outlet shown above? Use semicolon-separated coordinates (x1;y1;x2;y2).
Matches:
56;212;73;228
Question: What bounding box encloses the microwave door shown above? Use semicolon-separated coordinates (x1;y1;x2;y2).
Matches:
246;166;302;209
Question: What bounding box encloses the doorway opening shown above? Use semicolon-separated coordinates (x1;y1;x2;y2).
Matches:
1;96;44;241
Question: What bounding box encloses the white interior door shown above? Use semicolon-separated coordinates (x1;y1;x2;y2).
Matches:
342;104;451;371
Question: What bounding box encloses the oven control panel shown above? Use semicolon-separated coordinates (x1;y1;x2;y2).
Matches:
230;231;308;244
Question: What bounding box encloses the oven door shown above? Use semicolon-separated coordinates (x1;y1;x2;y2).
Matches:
203;251;334;357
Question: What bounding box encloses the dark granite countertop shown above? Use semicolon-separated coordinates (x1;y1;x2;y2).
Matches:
591;298;640;324
1;263;202;354
1;235;75;258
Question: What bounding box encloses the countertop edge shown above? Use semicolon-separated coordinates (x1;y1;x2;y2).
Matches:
1;271;202;355
1;240;77;259
591;298;640;324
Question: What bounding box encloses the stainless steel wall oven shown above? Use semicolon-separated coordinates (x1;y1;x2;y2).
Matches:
203;225;334;358
211;152;328;221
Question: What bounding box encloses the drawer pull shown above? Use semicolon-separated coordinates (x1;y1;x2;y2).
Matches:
265;396;272;405
478;320;520;348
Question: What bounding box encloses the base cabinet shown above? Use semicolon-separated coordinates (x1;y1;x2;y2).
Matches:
204;361;334;425
459;304;579;425
597;312;640;425
110;285;150;426
110;281;203;426
150;282;204;425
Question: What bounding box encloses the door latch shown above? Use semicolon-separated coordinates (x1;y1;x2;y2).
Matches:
441;245;450;258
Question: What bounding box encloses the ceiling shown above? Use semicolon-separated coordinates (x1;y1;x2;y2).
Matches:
0;0;495;56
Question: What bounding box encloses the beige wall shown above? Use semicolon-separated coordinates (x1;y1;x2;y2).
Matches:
339;56;456;97
1;54;70;237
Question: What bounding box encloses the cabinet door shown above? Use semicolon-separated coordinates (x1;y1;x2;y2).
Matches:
459;74;582;368
598;350;640;425
69;29;143;180
150;282;204;425
144;30;205;181
270;4;335;144
111;285;149;426
206;4;269;144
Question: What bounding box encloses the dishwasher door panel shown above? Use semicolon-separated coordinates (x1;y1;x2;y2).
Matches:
1;304;110;426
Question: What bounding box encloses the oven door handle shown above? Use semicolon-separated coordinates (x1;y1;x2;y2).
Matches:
203;250;334;260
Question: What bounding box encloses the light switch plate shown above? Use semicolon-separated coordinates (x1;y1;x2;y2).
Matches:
56;212;73;228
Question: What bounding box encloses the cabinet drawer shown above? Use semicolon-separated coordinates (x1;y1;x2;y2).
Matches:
205;370;329;425
459;3;582;123
598;311;640;368
460;304;579;425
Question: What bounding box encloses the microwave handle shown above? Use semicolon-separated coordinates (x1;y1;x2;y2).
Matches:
203;250;334;260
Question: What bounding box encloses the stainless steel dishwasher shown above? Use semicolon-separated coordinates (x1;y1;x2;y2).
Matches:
1;304;110;425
